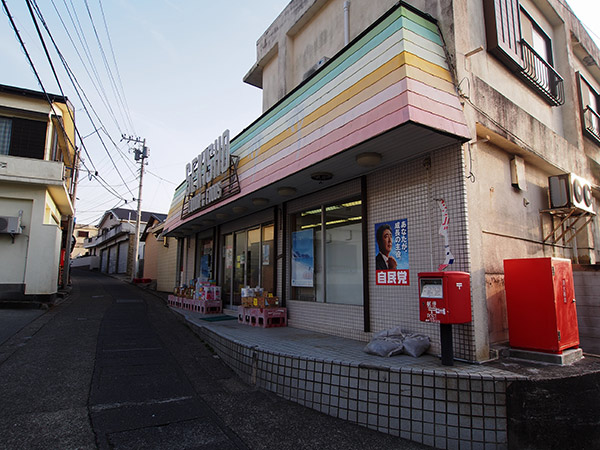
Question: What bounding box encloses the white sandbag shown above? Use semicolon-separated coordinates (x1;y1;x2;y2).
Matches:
364;328;430;358
403;334;430;357
363;337;404;357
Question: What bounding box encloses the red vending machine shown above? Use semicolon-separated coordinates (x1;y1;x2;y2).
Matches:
503;257;579;354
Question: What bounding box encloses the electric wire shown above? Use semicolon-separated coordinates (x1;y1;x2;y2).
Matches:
146;169;177;185
3;0;128;204
97;0;135;133
56;0;123;134
65;0;120;130
33;0;137;181
81;198;128;225
27;0;136;200
1;0;93;183
82;0;131;133
48;0;137;178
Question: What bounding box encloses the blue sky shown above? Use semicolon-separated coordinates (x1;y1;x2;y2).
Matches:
1;0;290;224
0;0;598;225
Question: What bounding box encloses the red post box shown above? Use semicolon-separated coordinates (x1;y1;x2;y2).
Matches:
418;271;472;324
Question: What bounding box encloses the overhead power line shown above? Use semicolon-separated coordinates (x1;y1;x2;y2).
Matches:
27;0;137;199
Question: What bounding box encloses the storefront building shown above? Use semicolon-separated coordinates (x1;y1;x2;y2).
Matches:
164;2;482;359
165;0;600;363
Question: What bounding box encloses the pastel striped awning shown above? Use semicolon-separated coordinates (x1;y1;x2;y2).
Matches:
165;3;469;234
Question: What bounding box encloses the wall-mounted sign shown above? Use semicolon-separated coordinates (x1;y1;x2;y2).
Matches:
375;219;409;286
181;129;240;218
185;130;230;197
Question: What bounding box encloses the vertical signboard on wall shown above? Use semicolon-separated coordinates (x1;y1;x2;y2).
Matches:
291;229;314;287
375;219;409;285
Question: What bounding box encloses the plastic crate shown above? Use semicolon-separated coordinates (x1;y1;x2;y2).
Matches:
238;306;247;324
248;307;287;328
167;295;176;307
200;299;222;314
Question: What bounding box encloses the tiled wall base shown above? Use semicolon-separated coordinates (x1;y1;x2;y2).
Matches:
193;324;520;450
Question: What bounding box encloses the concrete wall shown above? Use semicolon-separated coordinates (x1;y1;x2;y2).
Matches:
156;236;178;293
0;196;32;290
0;184;61;296
143;234;160;281
573;267;600;355
71;255;99;270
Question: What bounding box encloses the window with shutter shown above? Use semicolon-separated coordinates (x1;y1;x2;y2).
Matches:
483;0;564;106
483;0;523;71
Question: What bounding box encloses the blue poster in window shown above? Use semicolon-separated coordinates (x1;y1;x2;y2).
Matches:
200;255;210;280
291;229;314;287
375;219;409;285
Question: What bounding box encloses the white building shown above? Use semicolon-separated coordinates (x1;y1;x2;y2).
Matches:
0;84;76;303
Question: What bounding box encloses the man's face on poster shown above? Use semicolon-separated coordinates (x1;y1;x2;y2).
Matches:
381;228;393;256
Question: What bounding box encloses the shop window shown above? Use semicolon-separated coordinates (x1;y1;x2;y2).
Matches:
221;234;234;304
195;235;213;282
578;72;600;144
483;0;564;106
261;225;275;296
221;223;275;307
290;198;363;305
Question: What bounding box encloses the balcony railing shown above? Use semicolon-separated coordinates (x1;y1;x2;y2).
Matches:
584;106;600;143
83;222;135;248
520;40;565;106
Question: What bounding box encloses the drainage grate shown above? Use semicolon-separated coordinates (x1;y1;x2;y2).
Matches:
116;299;144;304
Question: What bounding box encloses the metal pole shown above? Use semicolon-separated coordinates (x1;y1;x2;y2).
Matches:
132;140;146;281
62;148;80;288
440;323;454;366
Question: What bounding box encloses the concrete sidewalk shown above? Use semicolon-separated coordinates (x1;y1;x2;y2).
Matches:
161;297;600;450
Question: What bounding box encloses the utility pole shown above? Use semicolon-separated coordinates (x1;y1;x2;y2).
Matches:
122;135;147;281
62;147;80;289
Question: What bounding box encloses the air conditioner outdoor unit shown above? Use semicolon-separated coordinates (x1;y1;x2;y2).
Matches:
548;173;594;214
0;215;23;234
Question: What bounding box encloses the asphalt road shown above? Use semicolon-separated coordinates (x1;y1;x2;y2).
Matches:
0;269;431;450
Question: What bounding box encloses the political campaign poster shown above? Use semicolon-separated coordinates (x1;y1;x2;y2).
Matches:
374;219;409;286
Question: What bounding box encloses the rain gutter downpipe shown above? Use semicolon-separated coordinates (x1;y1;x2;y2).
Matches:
344;1;350;45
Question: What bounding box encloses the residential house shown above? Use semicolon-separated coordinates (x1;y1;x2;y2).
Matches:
0;84;76;303
85;208;166;277
72;223;97;259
